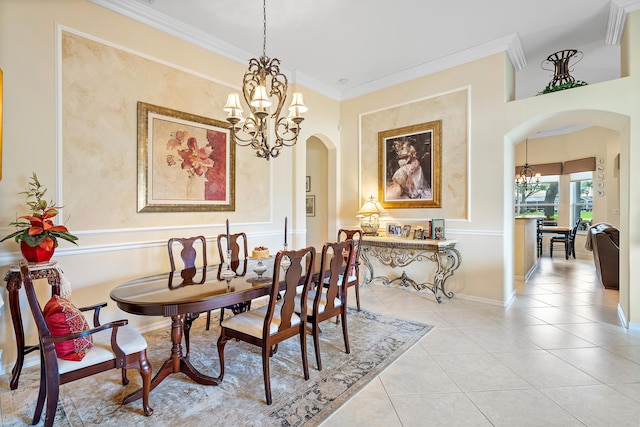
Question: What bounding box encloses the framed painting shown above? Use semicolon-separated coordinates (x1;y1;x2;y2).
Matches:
137;102;235;212
306;195;315;217
431;218;445;240
306;176;311;192
378;120;441;209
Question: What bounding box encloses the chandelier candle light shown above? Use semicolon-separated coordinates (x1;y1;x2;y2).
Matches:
516;139;541;191
223;0;307;160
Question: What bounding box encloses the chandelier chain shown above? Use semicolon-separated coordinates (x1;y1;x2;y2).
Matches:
262;0;267;57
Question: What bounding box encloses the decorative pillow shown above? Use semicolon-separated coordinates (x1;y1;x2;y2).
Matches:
43;295;93;361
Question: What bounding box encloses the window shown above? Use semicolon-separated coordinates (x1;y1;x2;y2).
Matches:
570;172;593;230
515;175;559;224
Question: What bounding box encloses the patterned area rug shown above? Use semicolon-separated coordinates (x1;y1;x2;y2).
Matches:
1;308;433;426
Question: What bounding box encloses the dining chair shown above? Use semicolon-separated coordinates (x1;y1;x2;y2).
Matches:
536;218;544;257
19;264;152;427
167;235;207;354
215;232;249;327
337;229;363;311
297;240;353;370
216;247;315;405
550;217;581;259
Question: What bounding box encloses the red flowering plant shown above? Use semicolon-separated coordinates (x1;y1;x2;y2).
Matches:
1;173;78;250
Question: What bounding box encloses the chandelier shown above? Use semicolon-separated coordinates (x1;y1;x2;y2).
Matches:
223;0;307;160
516;138;541;191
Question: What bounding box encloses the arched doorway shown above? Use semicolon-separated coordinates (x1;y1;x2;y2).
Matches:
305;134;337;250
506;109;630;324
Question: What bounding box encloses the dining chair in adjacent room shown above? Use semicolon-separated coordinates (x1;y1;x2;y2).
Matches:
337;229;363;311
19;264;152;427
216;247;315;405
550;217;581;259
167;235;207;354
215;232;249;327
298;240;353;370
536;218;544;257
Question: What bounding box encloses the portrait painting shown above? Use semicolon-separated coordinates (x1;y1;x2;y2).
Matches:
137;102;235;212
378;120;441;208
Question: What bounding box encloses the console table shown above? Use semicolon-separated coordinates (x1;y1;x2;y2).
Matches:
360;236;461;303
3;261;70;390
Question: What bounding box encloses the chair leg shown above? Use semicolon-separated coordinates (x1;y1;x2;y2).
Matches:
341;310;351;354
137;350;154;416
42;354;60;427
299;326;310;381
121;368;129;385
206;310;212;330
183;316;192;356
33;352;47;425
219;307;225;325
312;320;322;371
354;282;361;311
262;345;273;405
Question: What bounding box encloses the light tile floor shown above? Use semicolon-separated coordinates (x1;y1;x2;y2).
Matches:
321;257;640;426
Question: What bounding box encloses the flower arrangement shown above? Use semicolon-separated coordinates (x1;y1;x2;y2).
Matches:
1;173;78;251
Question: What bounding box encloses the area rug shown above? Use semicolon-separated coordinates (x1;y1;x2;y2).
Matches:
1;308;433;427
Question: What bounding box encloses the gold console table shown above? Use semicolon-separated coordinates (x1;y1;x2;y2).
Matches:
360;236;461;303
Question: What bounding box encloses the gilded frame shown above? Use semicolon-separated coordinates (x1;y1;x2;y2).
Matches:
137;102;235;212
378;120;441;208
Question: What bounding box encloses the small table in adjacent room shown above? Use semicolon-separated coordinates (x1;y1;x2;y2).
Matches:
360;236;461;303
539;226;571;259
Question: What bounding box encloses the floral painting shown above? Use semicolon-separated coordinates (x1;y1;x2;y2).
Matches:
378;120;441;209
137;102;235;212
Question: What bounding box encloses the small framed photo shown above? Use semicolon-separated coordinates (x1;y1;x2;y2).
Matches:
401;224;412;238
306;195;315;216
386;222;399;237
431;218;445;240
413;226;424;240
306;176;311;192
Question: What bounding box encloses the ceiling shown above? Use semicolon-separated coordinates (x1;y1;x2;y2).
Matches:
92;0;639;101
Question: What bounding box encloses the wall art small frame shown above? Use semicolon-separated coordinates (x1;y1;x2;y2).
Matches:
137;102;235;212
306;176;311;192
378;120;441;209
306;195;315;216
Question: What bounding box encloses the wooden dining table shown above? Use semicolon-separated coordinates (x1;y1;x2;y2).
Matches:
109;258;321;404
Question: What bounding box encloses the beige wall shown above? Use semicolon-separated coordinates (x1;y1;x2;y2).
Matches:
306;137;329;249
1;1;639;376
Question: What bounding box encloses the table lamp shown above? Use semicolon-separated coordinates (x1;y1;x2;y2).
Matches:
357;196;386;235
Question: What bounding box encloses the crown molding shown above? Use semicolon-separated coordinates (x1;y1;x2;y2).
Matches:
607;0;640;45
340;34;526;100
90;0;525;101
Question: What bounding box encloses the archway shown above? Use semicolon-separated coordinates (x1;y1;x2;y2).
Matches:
506;109;630;324
305;134;337;250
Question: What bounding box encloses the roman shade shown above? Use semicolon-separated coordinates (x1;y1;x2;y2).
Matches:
563;157;596;174
514;162;562;178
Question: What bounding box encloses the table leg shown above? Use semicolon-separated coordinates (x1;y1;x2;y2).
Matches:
565;234;570;260
123;314;220;404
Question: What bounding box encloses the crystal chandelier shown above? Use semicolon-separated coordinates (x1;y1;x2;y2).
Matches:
223;0;307;160
516;139;541;191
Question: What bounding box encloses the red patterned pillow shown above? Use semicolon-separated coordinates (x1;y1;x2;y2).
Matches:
43;295;93;361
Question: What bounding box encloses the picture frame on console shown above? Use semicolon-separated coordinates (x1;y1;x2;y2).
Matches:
136;102;235;212
431;218;445;240
378;120;441;209
401;224;412;238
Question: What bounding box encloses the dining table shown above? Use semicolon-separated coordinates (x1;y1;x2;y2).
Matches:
109;257;322;404
539;226;571;259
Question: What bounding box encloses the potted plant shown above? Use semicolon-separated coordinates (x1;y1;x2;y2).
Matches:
1;172;78;262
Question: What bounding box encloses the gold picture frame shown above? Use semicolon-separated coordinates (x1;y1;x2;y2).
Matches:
137;102;235;212
378;120;441;208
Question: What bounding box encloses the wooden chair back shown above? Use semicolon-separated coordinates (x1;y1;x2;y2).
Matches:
19;264;152;426
316;240;353;316
337;228;363;310
168;235;207;270
216;232;248;276
266;247;316;339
